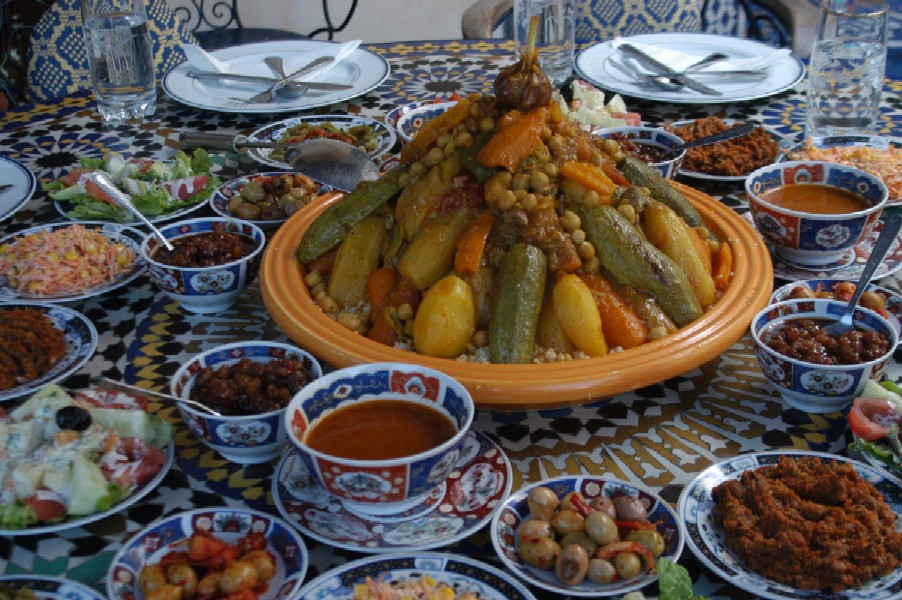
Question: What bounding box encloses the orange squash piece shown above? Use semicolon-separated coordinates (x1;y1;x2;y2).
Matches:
477;105;548;172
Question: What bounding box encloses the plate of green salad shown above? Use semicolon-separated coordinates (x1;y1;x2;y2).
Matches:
44;149;221;224
847;379;902;479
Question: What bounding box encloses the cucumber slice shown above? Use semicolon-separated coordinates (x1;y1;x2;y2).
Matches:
67;455;110;515
88;408;155;441
10;384;75;422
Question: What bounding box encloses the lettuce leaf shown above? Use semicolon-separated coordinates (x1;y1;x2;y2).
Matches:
0;502;38;530
95;483;128;512
657;557;709;600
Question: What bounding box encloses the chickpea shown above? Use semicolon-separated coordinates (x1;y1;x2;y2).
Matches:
219;561;259;594
479;117;495;132
304;271;322;287
498;190;517;211
551;508;585;536
617;203;637;224
530;170;550;191
424;146;444;166
511;172;530;191
166;564;198;598
613;551;643;579
570;229;586;245
577;241;596;260
559;210;581;231
582;190;601;208
396;303;414;321
138;565;168;594
436;133;451;148
409;161;426;176
544;162;559;177
471;329;489;347
521;193;538;211
452;130;472;147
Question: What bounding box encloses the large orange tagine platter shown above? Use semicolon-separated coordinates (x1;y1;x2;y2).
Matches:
261;183;773;410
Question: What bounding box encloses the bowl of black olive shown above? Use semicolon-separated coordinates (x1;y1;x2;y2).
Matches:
593;126;686;179
751;298;898;413
140;217;266;314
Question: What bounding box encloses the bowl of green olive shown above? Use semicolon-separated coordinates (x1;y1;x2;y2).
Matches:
210;172;331;228
490;476;684;597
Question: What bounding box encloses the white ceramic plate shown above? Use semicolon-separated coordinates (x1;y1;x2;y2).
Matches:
0;440;173;536
163;40;390;114
0;156;36;223
0;223;146;302
491;476;684;598
273;429;511;553
54;194;209;225
575;33;805;104
667;119;795;181
107;507;308;600
0;576;105;600
780;135;902;204
246;115;397;169
678;451;902;600
0;303;97;403
296;552;537;600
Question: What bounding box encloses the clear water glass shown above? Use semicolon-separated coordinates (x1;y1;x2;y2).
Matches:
81;0;157;123
513;0;575;87
806;0;889;141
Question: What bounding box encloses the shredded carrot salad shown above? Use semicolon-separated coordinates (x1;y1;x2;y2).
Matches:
0;224;136;295
353;575;478;600
787;143;902;200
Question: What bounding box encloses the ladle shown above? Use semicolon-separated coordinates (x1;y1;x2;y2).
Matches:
824;213;902;336
285;138;380;192
86;172;174;252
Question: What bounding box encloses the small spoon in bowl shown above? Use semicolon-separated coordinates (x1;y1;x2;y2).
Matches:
823;214;902;336
92;377;223;416
85;172;174;252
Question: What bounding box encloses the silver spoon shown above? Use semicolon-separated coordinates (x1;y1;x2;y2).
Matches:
85;172;174;252
93;377;223;417
285;138;380;192
824;213;902;336
612;52;729;91
264;56;308;98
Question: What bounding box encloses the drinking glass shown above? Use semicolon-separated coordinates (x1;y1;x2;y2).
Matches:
513;0;575;86
805;0;889;141
81;0;157;123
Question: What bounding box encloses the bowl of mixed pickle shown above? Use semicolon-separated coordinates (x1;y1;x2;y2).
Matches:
209;172;331;227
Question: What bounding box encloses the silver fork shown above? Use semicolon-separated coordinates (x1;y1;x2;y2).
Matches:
235;55;332;104
265;56;308;98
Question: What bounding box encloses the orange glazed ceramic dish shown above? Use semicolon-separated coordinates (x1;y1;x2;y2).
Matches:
261;185;773;409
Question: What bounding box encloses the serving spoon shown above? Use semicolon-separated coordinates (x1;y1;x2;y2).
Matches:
285;138;380;192
824;213;902;336
85;172;174;252
92;377;223;416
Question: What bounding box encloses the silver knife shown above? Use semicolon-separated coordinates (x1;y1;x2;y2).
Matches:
0;184;12;193
619;44;723;96
246;56;336;103
186;69;353;91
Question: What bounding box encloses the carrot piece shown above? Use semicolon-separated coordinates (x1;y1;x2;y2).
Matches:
401;96;472;163
454;210;495;275
366;267;397;319
559;161;616;199
368;279;421;347
306;246;339;276
712;240;733;290
477;106;549;172
581;272;648;350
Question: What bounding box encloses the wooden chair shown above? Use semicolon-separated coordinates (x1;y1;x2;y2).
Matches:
461;0;821;57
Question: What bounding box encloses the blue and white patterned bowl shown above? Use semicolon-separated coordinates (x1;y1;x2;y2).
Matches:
746;161;888;268
106;507;308;600
285;362;475;515
171;341;322;464
394;101;459;143
141;217;266;314
490;476;684;598
751;298;897;413
595;126;687;179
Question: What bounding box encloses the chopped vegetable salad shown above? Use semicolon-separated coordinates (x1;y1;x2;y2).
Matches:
44;149;220;222
0;224;136;295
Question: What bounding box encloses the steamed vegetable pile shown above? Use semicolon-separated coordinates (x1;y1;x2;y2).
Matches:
296;26;732;364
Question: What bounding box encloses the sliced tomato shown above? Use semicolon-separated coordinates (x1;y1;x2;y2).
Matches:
128;157;154;173
74;388;149;411
85;178;116;204
610;111;642;127
164;175;209;200
101;437;166;488
848;397;902;442
59;168;84;187
25;490;67;522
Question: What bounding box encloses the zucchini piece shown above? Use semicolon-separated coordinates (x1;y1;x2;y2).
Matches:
297;164;409;263
460;131;497;183
488;244;547;364
619;157;706;231
583;205;702;327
